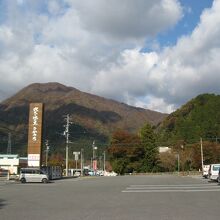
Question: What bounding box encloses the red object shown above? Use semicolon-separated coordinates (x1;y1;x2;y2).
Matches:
93;160;97;171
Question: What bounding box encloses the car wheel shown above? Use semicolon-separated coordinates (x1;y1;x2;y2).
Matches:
42;178;48;183
20;178;26;183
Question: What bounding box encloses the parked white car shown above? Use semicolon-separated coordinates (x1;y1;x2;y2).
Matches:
208;164;220;181
19;168;49;183
74;171;81;177
218;169;220;183
104;171;118;176
96;170;104;176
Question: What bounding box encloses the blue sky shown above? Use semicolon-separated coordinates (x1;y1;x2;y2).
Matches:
157;0;213;47
0;0;219;113
141;0;214;53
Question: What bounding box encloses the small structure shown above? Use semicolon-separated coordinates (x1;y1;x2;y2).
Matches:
0;154;27;174
159;147;171;153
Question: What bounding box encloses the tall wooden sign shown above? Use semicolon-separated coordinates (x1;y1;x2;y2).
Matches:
27;103;44;167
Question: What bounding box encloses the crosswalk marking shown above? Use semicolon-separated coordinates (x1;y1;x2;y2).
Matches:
122;189;220;193
129;184;215;187
122;183;220;193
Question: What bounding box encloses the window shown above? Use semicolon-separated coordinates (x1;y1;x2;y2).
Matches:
213;166;220;171
34;170;40;174
21;169;33;174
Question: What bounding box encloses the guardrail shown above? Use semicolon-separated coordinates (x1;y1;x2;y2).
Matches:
123;171;202;176
0;174;19;181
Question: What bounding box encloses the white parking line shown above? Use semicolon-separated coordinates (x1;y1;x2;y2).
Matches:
130;184;217;187
122;189;220;193
122;183;220;193
126;186;220;190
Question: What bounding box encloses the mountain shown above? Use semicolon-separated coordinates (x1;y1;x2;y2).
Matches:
157;94;220;144
0;82;167;155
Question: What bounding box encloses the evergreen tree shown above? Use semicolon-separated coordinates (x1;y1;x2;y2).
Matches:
139;124;159;172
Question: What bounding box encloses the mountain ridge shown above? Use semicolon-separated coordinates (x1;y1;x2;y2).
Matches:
2;82;164;119
0;82;167;155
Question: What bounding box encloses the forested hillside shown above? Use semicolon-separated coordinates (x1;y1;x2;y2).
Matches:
158;94;220;144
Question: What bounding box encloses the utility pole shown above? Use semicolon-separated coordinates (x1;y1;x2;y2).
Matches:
99;156;102;171
92;141;95;161
45;140;49;166
200;137;204;172
64;114;70;177
76;157;78;170
92;141;97;171
103;151;106;172
177;154;180;175
7;132;12;154
80;148;84;176
92;141;95;170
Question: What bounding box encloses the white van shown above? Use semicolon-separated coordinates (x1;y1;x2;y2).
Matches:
19;168;49;183
208;164;220;181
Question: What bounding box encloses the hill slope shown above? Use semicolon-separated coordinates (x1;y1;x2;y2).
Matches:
0;82;166;155
158;94;220;144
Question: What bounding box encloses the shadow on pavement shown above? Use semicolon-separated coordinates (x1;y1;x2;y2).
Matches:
0;199;6;209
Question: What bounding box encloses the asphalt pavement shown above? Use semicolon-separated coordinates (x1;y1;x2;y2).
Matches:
1;175;220;220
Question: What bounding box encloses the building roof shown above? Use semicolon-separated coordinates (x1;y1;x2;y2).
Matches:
0;154;19;158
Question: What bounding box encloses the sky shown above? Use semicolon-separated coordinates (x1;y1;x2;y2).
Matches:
0;0;219;113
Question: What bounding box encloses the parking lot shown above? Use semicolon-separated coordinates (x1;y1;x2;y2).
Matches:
1;175;220;220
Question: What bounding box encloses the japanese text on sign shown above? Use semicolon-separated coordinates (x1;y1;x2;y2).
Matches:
32;107;39;141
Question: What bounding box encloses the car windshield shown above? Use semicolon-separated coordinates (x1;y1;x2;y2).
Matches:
213;166;220;171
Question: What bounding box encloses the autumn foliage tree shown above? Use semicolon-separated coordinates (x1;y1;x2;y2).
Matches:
108;124;159;174
108;130;143;174
108;126;220;174
48;153;64;167
159;152;176;172
192;141;220;169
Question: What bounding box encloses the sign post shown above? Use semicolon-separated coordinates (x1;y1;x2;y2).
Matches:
73;152;80;170
27;103;44;167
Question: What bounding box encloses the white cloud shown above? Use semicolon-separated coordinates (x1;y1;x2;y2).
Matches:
0;0;183;110
1;0;220;114
149;0;220;105
91;49;159;101
71;0;182;40
92;0;220;112
136;97;175;114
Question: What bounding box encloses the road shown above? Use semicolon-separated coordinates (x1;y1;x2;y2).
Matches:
1;175;220;220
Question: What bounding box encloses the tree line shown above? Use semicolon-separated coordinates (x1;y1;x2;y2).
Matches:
108;124;220;174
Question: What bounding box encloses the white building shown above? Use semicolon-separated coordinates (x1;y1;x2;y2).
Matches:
0;154;27;174
159;147;171;153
